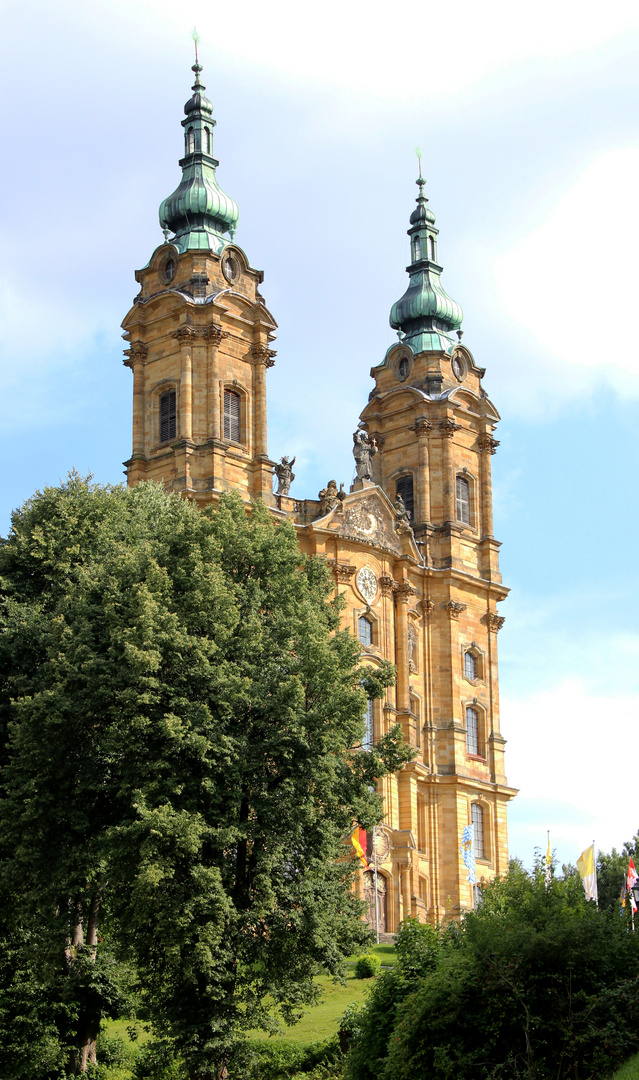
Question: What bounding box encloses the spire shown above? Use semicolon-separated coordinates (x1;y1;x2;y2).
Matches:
158;55;239;254
389;175;463;354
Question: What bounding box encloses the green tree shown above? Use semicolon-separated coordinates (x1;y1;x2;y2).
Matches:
0;477;409;1079
346;861;639;1080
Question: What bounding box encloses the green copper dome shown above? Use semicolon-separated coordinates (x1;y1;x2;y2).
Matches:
389;177;463;354
159;63;239;254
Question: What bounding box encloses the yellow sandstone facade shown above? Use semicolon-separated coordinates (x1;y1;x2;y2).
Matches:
122;60;516;929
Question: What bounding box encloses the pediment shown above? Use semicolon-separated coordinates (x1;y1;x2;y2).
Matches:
309;485;419;559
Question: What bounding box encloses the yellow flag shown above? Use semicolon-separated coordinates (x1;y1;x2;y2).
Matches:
577;843;598;903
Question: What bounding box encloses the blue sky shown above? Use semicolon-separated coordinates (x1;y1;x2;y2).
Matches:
2;0;639;870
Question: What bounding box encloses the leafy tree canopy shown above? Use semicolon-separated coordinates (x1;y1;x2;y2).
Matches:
0;476;409;1079
345;861;639;1080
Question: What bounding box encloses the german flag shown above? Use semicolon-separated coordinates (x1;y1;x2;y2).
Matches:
350;826;369;869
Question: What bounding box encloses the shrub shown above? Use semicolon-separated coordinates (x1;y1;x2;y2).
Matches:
354;954;381;979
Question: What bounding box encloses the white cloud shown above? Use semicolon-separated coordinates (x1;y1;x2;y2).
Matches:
493;148;639;399
503;678;639;866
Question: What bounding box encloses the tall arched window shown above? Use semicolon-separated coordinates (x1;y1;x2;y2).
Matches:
203;127;211;154
224;390;241;442
456;475;470;524
396;474;414;521
358;615;373;647
471;803;484;859
187;128;195;153
429;236;436;260
464;651;477;680
466;706;479;756
159;388;177;443
363;699;374;751
413;235;421;261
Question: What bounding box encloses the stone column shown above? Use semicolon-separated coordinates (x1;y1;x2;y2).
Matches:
172;326;195;441
250;343;276;458
477;433;499;538
123;341;148;457
414;419;431;526
394;579;415;720
440;417;460;524
204;325;229;441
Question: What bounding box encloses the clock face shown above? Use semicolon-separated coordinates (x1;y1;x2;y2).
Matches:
357;566;377;603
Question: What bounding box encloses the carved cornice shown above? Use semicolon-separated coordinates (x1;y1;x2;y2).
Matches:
203;324;229;346
441;600;467;619
440;418;462;438
123;341;148;367
482;612;506;632
394;581;417;603
325;559;356;584
378;574;396;597
251;344;277;368
477;434;500;455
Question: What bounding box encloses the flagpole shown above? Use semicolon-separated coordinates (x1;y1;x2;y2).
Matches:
373;825;379;945
593;839;598;907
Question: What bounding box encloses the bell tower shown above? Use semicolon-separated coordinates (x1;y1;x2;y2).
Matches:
121;60;278;506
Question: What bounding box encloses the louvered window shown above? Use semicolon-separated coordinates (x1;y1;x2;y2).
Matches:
159;389;176;443
471;803;484;859
358;616;373;647
396;474;414;521
224;390;241;443
466;706;479;756
456;475;470;524
464;652;477;680
363;699;374;751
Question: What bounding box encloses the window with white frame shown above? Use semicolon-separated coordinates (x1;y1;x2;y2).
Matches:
363;699;374;751
224;390;241;443
456;475;470;524
159;389;177;443
358;615;373;647
466;706;479;756
471;803;485;859
464;651;477;680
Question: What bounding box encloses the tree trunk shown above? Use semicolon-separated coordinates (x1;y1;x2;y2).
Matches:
67;891;102;1074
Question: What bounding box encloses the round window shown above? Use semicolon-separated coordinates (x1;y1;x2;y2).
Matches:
398;357;410;380
222;256;238;284
163;257;175;283
452;355;466;382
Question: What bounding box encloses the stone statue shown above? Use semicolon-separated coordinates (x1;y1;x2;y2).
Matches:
394;493;413;534
352;427;377;480
274;455;296;495
318;480;346;517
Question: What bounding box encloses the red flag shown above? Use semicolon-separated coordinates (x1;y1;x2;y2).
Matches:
627;859;638;913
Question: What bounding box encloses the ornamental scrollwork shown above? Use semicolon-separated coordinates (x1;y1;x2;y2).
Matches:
203;325;230;346
440;418;462;438
441;600;467;619
251;344;277;368
482;612;505;632
477;434;500;455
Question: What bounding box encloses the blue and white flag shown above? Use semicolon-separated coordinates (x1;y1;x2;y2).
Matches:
460;824;476;885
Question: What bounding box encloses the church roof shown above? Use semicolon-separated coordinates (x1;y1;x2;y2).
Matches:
389;177;463;355
158;62;239;255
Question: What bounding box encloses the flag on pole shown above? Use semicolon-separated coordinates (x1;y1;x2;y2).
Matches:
544;832;552;889
620;877;628;913
576;843;598;903
460;824;476;885
350;826;369;869
627;858;638;913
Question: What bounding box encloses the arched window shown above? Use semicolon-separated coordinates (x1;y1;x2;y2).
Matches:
224;390;241;442
396;474;414;521
159;388;177;443
456;475;470;525
413;235;421;261
464;651;477;680
187;128;195;153
358;615;373;647
363;699;374;751
398;356;410;379
203;127;211;154
429;236;436;260
471;803;484;859
466;706;479;756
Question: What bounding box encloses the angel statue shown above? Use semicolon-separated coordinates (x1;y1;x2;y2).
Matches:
274;455;296;495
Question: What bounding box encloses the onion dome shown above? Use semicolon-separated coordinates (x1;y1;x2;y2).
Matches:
159;63;239;254
389;177;463;354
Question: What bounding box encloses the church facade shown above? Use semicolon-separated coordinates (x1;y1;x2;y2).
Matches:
121;60;516;929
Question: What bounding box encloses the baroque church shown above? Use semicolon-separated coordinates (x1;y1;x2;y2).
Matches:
121;59;516;930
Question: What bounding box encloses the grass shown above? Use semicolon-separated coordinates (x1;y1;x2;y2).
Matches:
615;1052;639;1079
